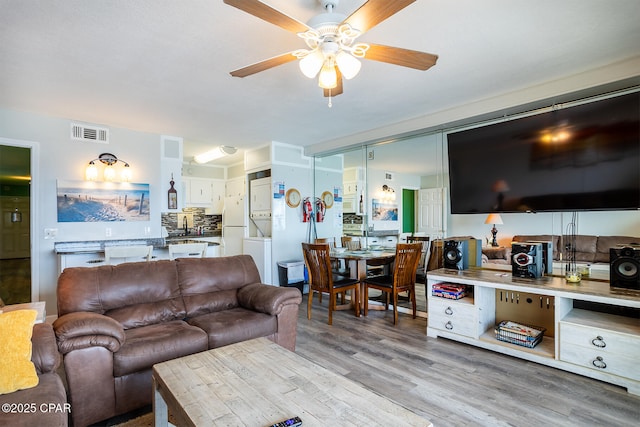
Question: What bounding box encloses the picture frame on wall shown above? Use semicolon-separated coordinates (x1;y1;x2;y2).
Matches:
56;180;150;222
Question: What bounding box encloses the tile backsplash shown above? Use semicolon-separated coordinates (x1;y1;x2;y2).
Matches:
161;208;221;235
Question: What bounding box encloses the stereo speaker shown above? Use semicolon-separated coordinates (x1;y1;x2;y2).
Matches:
511;242;544;279
610;246;640;290
443;239;469;270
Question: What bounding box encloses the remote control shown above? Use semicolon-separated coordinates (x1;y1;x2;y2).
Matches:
270;416;302;427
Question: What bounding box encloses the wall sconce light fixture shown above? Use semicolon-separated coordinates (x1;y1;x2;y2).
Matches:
86;153;131;182
11;207;22;223
380;184;396;202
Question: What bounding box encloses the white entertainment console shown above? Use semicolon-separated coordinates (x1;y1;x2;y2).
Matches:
427;268;640;395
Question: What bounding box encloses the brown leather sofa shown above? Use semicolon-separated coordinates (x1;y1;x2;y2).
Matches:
53;255;302;427
0;323;68;427
482;234;640;265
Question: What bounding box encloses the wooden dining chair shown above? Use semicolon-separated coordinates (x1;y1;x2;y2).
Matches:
168;242;208;260
315;237;348;277
340;236;361;250
104;245;153;265
363;243;422;325
406;235;430;284
302;242;360;325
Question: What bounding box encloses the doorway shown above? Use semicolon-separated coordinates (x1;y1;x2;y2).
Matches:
0;144;32;304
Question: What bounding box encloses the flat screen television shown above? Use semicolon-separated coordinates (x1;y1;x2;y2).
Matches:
447;91;640;214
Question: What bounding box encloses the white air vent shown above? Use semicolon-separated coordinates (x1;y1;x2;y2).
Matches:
71;123;109;143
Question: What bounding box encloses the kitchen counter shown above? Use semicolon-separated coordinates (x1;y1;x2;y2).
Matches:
55;236;219;255
56;236;222;273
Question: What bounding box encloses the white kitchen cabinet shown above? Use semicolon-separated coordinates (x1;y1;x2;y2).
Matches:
210;180;225;214
343;181;360;195
426;268;640;395
183;177;225;212
226;177;246;197
185;177;213;206
366;235;398;247
58;253;106;274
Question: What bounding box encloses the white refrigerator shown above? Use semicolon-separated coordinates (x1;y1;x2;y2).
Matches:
222;195;247;256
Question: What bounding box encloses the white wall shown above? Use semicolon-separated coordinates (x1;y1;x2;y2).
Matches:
265;142;323;285
0;107;164;313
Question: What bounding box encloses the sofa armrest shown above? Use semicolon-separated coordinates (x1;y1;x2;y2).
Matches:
31;323;61;375
237;283;302;316
53;311;126;355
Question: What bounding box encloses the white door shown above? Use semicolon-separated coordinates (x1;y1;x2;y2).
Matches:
418;187;447;241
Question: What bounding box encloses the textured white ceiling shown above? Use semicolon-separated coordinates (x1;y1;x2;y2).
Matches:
1;0;639;169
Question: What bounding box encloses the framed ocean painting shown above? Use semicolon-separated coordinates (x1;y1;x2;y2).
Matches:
57;180;150;222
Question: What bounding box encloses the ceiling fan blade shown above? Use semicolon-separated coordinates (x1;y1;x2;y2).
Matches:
223;0;311;33
364;43;438;70
323;67;343;97
230;52;298;77
343;0;416;34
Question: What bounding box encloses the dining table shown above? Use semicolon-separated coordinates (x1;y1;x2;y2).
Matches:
330;248;396;311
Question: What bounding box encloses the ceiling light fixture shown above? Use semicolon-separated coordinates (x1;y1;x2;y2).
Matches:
85;153;131;182
193;146;238;164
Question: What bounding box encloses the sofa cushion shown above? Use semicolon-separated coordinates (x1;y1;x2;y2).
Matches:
0;372;68;427
565;235;597;263
0;310;39;394
57;260;186;329
595;236;640;263
177;255;262;317
188;307;277;349
113;320;208;377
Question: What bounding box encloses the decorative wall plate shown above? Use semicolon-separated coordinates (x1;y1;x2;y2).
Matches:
285;188;301;208
321;191;334;209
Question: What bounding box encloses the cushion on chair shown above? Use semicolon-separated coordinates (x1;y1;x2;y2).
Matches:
332;277;360;289
364;275;393;289
0;310;39;394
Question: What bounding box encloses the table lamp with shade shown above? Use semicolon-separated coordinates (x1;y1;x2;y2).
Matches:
484;214;503;247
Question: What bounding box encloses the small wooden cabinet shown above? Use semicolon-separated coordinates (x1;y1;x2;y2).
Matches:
559;310;640;382
427;268;640;395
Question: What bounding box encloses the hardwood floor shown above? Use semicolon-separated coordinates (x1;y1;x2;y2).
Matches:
296;294;640;427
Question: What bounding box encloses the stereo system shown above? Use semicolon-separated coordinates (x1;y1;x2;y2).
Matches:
609;246;640;290
443;239;468;270
511;242;544;279
522;240;553;275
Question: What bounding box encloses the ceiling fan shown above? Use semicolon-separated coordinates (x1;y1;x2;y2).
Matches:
224;0;438;99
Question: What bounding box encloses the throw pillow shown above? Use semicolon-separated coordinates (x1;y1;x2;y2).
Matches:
0;309;39;394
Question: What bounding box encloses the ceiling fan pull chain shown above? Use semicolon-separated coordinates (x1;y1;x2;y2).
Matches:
327;89;332;108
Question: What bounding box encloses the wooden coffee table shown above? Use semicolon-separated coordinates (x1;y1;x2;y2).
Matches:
153;337;431;426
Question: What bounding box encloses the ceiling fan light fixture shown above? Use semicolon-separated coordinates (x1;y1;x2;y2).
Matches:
299;50;324;78
318;61;337;89
335;51;361;79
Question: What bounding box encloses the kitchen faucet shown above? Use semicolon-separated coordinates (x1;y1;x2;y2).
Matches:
183;216;189;235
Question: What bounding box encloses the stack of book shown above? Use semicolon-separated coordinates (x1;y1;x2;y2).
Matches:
432;283;468;300
495;320;546;348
